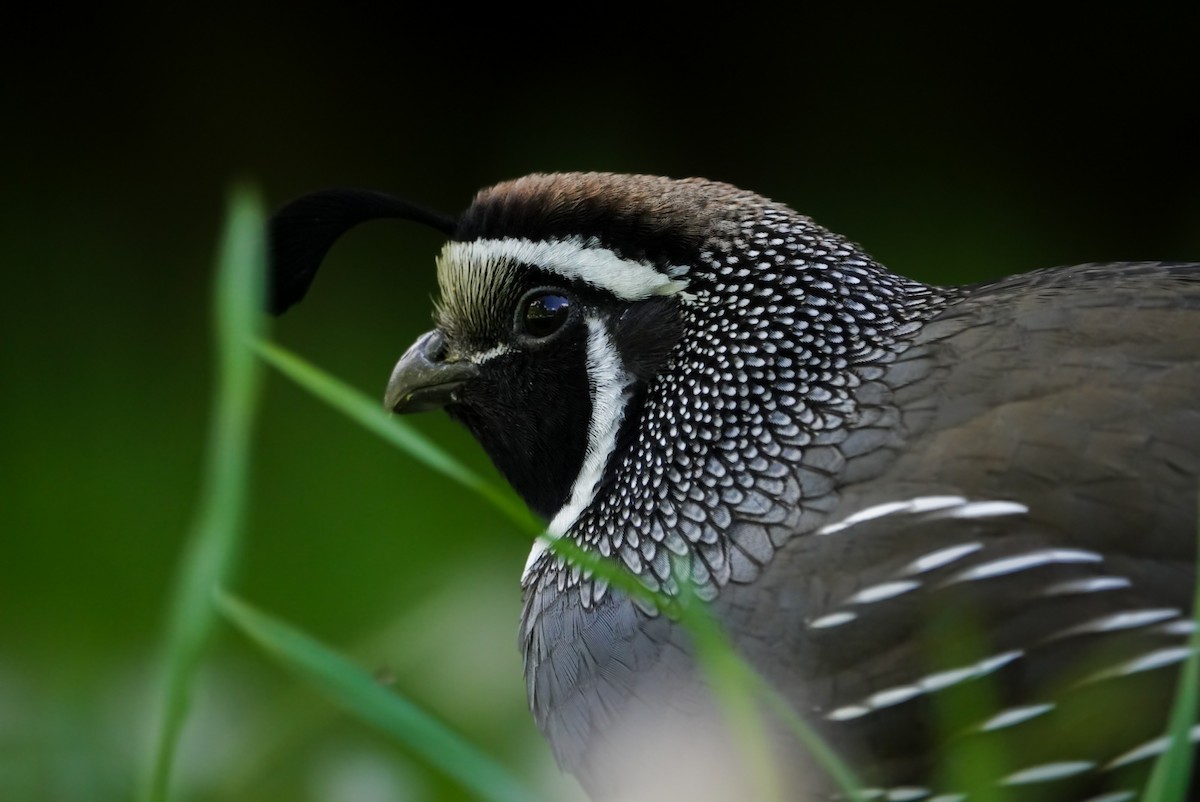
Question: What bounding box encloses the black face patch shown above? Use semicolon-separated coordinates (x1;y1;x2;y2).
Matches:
433;245;686;523
445;323;591;520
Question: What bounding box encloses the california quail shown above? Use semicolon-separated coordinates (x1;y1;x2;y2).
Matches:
269;173;1200;801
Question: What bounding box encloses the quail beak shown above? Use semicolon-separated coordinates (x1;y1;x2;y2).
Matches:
385;330;478;414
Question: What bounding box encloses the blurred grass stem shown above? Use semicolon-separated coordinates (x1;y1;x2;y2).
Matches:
143;187;266;802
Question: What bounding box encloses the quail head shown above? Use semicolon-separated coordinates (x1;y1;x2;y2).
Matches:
269;173;1200;801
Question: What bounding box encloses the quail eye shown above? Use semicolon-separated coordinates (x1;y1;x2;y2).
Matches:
521;292;571;338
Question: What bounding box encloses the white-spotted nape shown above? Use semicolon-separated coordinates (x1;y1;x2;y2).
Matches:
440;237;689;301
524;317;632;583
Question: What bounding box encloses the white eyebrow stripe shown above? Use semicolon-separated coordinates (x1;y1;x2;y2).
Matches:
944;549;1103;583
441;237;688;301
1002;760;1096;785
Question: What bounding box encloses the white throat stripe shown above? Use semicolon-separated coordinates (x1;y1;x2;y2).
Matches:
524;317;632;582
441;237;688;300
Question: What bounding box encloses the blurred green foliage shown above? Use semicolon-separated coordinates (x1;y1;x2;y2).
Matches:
1;8;1198;802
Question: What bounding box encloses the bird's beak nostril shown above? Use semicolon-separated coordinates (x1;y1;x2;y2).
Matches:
423;329;449;363
385;330;478;414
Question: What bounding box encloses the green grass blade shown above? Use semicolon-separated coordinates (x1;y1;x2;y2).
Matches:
1141;492;1200;802
143;186;266;802
255;340;540;534
672;565;864;802
674;570;784;802
546;539;865;799
216;590;544;802
751;679;866;801
926;611;1007;802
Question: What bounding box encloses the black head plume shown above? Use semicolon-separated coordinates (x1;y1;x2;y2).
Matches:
267;188;458;315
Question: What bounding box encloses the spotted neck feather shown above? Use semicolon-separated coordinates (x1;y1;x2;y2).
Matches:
524;202;953;608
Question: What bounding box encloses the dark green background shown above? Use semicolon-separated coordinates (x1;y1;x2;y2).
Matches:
3;9;1197;802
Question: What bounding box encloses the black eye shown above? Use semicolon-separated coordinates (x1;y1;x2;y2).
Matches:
521;292;571;338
